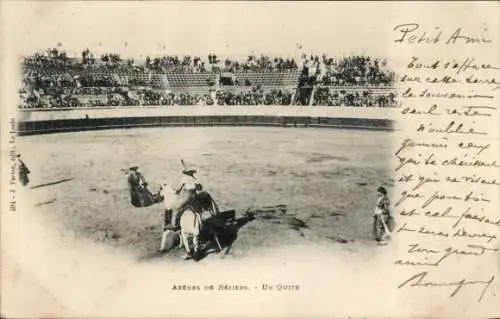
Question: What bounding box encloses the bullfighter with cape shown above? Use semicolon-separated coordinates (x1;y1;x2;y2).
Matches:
127;166;158;207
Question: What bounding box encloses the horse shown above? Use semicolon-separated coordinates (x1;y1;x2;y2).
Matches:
178;207;203;259
158;182;206;259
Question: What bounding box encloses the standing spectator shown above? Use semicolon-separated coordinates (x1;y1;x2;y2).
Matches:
372;186;394;245
17;154;30;186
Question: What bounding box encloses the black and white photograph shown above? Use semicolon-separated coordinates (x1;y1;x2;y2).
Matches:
1;1;499;318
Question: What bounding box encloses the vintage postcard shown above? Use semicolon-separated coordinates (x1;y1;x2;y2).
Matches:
1;1;499;318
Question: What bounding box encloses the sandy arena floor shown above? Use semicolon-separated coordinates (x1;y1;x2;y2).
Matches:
13;128;393;259
15;126;394;261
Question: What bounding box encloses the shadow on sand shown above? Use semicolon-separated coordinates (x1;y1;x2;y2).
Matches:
140;205;310;262
30;178;74;189
139;210;255;262
35;198;57;207
193;210;255;261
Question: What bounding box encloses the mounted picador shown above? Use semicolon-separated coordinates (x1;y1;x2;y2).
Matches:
158;159;223;259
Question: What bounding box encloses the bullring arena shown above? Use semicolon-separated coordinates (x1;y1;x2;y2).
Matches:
15;105;397;262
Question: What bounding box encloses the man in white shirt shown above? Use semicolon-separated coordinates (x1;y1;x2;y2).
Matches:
164;168;202;231
159;166;205;252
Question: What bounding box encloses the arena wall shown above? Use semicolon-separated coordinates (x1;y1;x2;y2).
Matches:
16;106;398;136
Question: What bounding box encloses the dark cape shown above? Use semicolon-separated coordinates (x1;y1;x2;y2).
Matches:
127;171;161;208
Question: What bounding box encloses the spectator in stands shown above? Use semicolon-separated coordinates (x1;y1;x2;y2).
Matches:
19;46;397;109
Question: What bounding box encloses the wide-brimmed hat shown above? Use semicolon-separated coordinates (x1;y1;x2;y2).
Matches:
182;169;197;176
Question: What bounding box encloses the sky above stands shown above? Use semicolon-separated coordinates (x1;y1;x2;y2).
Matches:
5;1;396;59
1;1;498;62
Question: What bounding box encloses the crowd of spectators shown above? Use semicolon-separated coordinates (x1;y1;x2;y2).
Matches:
215;88;293;106
22;48;73;71
312;87;397;107
19;87;396;108
19;47;397;109
213;55;299;73
145;55;207;73
302;54;395;86
19;87;297;108
23;48;301;74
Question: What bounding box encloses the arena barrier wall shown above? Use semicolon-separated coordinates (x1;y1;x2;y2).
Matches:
16;106;398;136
